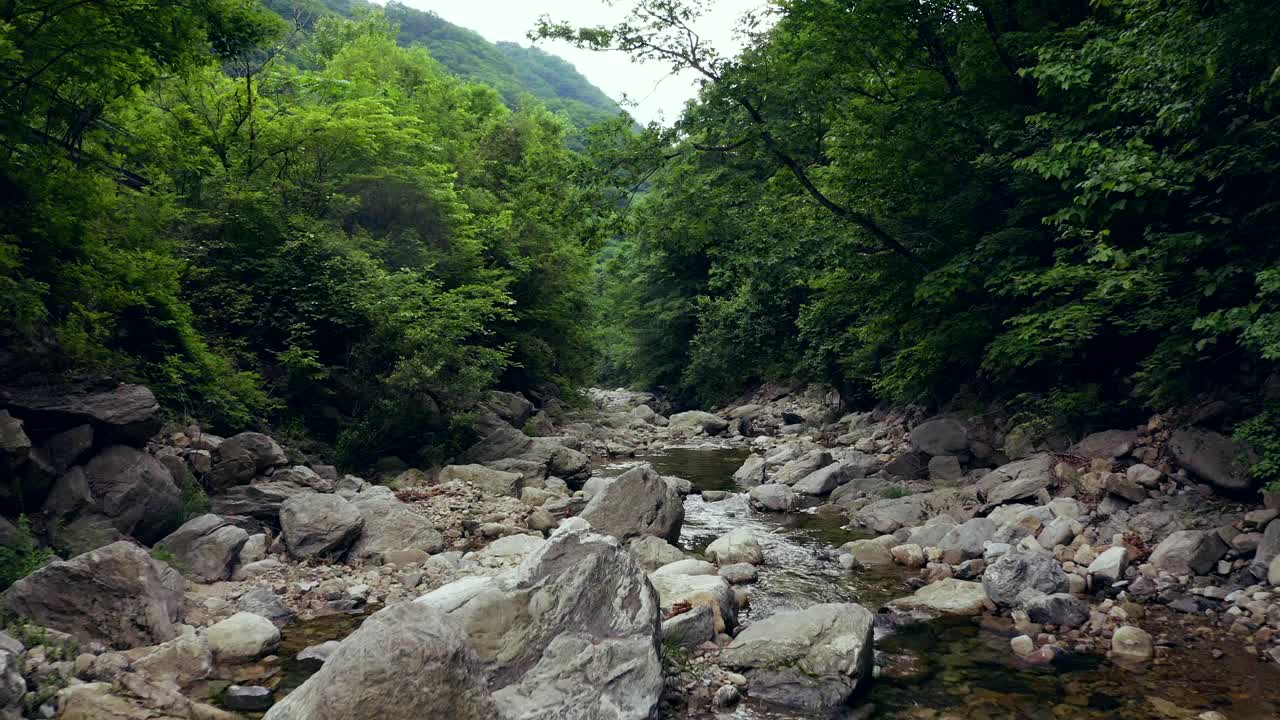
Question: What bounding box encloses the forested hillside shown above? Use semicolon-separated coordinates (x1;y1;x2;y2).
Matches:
264;0;623;131
0;3;606;467
548;0;1280;475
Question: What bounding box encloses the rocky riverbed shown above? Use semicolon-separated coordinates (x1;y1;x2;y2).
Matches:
1;383;1278;719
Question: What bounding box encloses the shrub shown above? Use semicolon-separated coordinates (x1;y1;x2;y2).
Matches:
0;516;54;590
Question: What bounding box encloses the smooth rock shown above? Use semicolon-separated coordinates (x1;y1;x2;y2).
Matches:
154;514;249;582
888;579;988;616
579;463;683;542
705;528;763;566
206;612;280;662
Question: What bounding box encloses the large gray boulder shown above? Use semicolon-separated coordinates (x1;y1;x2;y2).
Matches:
217;432;287;473
1148;530;1228;576
774;450;832;486
748;483;796;512
210;481;309;524
0;382;159;446
937;517;996;560
416;527;663;720
982;454;1056;507
848;495;928;534
1250;521;1280;580
981;549;1069;607
668;410;729;435
719;603;875;714
279;494;363;559
888;579;988;617
1168;428;1257;492
154;514;249;582
704;528;763;566
793;461;858;496
347;487;445;560
909;418;968;456
579;464;683;542
627;536;687;571
466;427;533;463
2;541;183;649
264;602;497;720
80;445;182;543
648;572;737;635
733;455;767;486
485;391;535;427
440;464;523;496
1021;592;1089;628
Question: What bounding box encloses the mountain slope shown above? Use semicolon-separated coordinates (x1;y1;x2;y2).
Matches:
267;0;622;130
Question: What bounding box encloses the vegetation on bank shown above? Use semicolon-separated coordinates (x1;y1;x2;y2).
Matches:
0;4;609;466
544;0;1279;465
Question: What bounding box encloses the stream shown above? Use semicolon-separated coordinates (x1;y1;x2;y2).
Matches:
272;446;1280;720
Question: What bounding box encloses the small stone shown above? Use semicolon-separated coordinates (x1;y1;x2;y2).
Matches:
1111;625;1153;663
224;685;274;712
713;684;740;708
1010;634;1035;657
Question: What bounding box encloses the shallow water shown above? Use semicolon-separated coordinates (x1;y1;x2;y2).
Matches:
612;447;1280;720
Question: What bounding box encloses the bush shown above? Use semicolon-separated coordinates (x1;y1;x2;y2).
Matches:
1236;411;1280;492
0;516;54;590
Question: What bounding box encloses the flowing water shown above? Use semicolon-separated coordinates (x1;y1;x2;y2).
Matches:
270;446;1280;720
607;446;1280;720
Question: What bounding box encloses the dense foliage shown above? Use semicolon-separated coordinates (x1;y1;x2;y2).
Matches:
263;0;621;133
549;0;1280;439
1;4;609;466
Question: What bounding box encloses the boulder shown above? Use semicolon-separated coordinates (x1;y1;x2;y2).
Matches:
206;612;280;662
0;382;159;446
848;495;927;534
793;461;857;495
774;450;832;486
264;603;498;720
347;487;445;560
1104;473;1147;503
1168;428;1257;492
719;603;874;714
937;518;996;560
651;558;719;577
883;451;928;479
719;563;758;584
579;464;683;542
126;628;213;689
485;391;534;427
982;454;1056;507
704;528;763;566
210;481;309;524
154;514;249;582
981;549;1069;607
465;427;533;463
928;455;963;483
648;573;737;634
545;446;590;480
1111;625;1153;663
440;464;522;497
237;587;295;625
0;647;24;710
1069;430;1137;459
732;455;767;486
415;527;663;720
748;483;796;512
668;411;729;435
1021;592;1089;627
627;536;686;571
841;539;894;568
2;541;183;649
1148;530;1228;576
279;494;363;559
81;445;183;543
43;424;94;474
474;534;547;565
909;418;968;456
217;432;287;473
888;578;988;616
272;465;334;493
661;605;715;649
1087;546;1128;584
1251;521;1280;580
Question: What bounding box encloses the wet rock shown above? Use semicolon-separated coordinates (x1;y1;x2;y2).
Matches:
719;603;874;714
224;685;274;712
347;487;445;560
732;455;767;486
297;640;340;663
705;528;763;565
1021;592;1089;627
279;494;363;560
661;605;715;649
2;541;183;649
80;445;183;543
668;411;729;435
649;572;737;634
982;549;1069;607
415;527;663;720
841;539;894;568
1111;625;1153;663
748;483;796;512
909;418;968;457
264;603;497;720
579;463;683;542
652;558;719;578
1010;634;1035;657
719;563;758;584
1148;530;1228;576
154;514;249;582
888;578;988;616
890;543;925;569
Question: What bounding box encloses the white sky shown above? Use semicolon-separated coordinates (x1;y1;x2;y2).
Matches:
397;0;765;125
